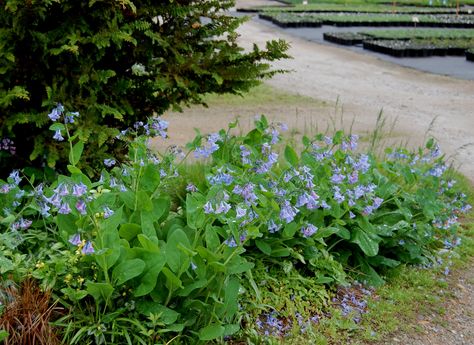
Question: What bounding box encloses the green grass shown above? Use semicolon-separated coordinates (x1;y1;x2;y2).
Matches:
201;84;326;108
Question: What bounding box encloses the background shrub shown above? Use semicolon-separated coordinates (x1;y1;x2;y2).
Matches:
0;0;288;176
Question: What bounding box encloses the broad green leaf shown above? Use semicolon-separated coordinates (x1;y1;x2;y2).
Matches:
223;276;239;318
198;324;225;341
224;324;240;336
0;330;8;342
119;223;141;241
162;267;183;291
270;248;291;257
139;164;160;192
112;258;146;285
186;194;206;230
284;145;299;166
133;249;166;297
255;239;272;255
351;228;379;257
282;223;298;238
69;141;84;166
166;229;191;273
177;279;208;297
205;225;220;250
86;282;114;303
136;191;153;211
137;234;160;252
136;301;180;325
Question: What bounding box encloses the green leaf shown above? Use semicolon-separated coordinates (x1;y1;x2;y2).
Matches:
205;225;220;250
132;249;166;297
224;324;240;336
112;258;146;285
136;301;180;325
255;239;272;255
223;276;240;318
0;330;9;342
162;267;183;291
119;223;141;241
282;223;298;238
166;229;191;273
67;165;82;174
69;141;84;166
49;123;65;132
284;145;299;166
86;282;114;303
186;194;206;230
198;324;225;341
139;165;160;192
137;234;160;252
351;228;379;257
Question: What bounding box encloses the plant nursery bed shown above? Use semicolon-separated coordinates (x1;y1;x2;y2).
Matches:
363;39;471;57
467;48;474;60
323;32;371;45
259;12;474;28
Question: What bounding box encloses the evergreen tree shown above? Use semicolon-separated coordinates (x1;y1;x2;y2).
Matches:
0;0;288;176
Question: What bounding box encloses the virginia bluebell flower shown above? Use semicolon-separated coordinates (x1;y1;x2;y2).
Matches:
236;206;247;219
240;145;252;165
103;206;114;218
58;202;72;214
224;237;237;248
72;182;88;197
104;158;116;167
280;200;298;223
75;200;87;215
82;241;95;255
69;233;82;246
48;103;64;121
9;170;21;185
53;130;64;141
301;223;318;238
268;219;282;233
186;183;198;192
203;201;214;214
215;201;231;215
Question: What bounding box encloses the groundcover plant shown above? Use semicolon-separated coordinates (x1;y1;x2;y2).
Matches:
0;108;471;344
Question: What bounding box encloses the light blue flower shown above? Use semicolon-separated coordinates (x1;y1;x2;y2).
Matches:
82;241;95;255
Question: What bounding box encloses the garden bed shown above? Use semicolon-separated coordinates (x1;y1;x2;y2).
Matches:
467;48;474;60
242;4;471;14
259;12;474;28
363;38;473;56
323;32;371;45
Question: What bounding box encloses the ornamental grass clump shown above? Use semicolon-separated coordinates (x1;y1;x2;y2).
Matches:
0;109;471;343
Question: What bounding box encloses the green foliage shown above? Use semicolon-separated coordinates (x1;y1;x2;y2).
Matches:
1;115;471;343
0;0;288;176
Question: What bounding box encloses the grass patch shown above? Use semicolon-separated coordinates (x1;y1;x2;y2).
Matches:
201;84;327;108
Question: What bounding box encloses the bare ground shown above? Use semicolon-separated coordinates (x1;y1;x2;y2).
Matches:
159;1;474;343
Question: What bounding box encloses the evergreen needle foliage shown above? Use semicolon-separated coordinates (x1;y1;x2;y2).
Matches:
0;0;288;176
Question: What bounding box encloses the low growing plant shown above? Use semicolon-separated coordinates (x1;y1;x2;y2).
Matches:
0;111;471;344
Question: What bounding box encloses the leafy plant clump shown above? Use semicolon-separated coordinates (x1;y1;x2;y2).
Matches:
0;0;288;176
0;111;471;343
